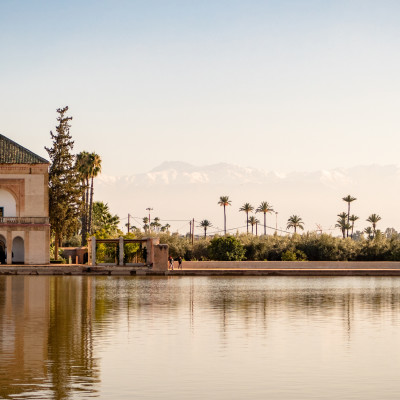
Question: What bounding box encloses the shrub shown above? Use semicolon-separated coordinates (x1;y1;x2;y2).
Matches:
209;235;246;261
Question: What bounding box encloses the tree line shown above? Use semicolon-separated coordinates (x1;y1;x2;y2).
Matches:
46;107;119;259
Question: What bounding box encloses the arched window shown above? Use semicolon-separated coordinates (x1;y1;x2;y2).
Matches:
0;189;16;217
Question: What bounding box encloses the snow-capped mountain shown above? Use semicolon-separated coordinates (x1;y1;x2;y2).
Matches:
95;163;400;235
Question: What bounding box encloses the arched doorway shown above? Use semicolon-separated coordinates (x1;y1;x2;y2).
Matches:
12;237;24;264
0;235;6;264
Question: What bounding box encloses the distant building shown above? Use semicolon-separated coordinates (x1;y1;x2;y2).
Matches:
0;134;50;264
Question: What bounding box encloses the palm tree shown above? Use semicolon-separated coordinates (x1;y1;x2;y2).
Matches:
342;195;357;237
239;203;254;234
335;212;350;238
248;216;258;235
349;215;359;239
335;218;350;238
364;226;373;240
256;201;274;235
143;217;149;232
366;214;382;237
152;217;162;232
75;151;91;245
162;223;171;233
87;152;102;235
218;196;231;235
286;215;304;234
199;220;212;238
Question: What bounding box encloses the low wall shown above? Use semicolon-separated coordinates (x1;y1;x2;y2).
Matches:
183;261;400;269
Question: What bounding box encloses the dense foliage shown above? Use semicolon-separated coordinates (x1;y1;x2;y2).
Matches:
131;231;400;262
45;107;82;259
208;236;246;261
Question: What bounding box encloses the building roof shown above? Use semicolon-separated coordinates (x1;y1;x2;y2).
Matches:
0;134;49;164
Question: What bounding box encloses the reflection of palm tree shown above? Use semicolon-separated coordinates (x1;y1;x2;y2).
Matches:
286;215;304;233
342;195;357;237
239;203;254;234
366;214;381;237
199;220;212;238
349;215;359;239
256;201;274;235
218;196;231;235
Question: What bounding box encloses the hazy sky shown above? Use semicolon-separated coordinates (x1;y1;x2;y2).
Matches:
1;0;400;176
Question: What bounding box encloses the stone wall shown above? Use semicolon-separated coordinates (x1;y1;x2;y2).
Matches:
182;260;400;269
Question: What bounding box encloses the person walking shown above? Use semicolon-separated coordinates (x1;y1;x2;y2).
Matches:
169;256;174;270
178;256;182;270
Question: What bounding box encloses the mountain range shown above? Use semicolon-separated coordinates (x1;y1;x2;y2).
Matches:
95;162;400;235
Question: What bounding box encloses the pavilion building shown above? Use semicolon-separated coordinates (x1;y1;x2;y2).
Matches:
0;134;50;264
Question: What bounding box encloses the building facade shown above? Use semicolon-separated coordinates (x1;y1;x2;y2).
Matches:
0;135;50;264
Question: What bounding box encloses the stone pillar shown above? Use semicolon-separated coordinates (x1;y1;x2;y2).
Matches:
153;244;169;271
91;236;96;266
119;237;124;266
146;237;159;266
25;230;30;265
6;231;12;265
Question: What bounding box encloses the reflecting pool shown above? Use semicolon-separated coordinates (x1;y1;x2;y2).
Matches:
1;276;400;399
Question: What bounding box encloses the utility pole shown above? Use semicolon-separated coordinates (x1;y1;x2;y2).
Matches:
192;218;195;245
146;207;153;232
189;220;192;238
275;211;278;234
127;214;130;233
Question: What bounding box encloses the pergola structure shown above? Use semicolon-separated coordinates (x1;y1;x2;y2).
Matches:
88;236;168;271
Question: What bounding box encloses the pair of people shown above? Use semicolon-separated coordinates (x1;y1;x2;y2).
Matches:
169;256;182;270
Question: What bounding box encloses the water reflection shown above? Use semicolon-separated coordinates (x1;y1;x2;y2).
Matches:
0;276;100;399
1;276;400;399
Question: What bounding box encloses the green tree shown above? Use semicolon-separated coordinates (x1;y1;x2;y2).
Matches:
161;223;171;233
92;201;120;236
364;226;374;240
142;217;149;232
75;151;91;245
209;235;246;261
151;217;162;232
248;215;259;235
287;215;304;234
367;214;382;237
199;219;212;238
256;201;274;235
335;213;350;239
349;215;359;239
45;107;82;259
87;153;102;235
218;196;231;235
342;195;357;237
239;203;254;234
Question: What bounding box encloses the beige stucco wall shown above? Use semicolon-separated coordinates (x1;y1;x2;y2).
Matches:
0;165;48;217
28;231;48;264
0;164;50;264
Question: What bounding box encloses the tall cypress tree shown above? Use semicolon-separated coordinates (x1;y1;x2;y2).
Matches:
45;107;82;260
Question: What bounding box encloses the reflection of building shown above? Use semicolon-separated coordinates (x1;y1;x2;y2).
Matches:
0;276;99;398
0;135;50;264
0;276;50;396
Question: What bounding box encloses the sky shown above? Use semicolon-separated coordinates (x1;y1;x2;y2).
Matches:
1;0;400;177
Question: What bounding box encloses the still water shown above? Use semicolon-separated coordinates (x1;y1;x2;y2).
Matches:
1;276;400;399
